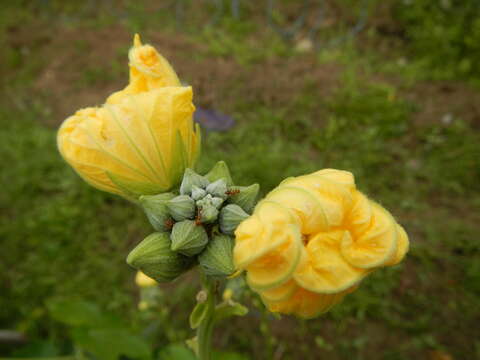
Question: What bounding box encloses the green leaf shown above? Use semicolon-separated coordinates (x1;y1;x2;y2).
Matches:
47;299;113;328
72;328;151;360
213;301;248;324
158;343;196;360
189;302;208;329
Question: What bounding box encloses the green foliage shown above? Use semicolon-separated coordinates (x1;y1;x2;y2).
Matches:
395;0;480;82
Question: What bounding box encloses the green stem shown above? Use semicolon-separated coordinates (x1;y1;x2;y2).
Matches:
197;275;216;360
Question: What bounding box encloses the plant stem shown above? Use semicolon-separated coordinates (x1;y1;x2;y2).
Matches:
197;275;216;360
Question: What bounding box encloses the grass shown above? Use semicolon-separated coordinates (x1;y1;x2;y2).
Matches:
1;1;480;359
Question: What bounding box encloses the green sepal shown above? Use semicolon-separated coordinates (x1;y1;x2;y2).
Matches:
170;130;189;190
170;220;209;256
227;183;260;213
126;232;194;282
219;204;249;235
167;195;196;221
180;168;209;196
205;161;233;186
139;193;175;231
198;234;235;277
107;172;166;198
189;302;208;329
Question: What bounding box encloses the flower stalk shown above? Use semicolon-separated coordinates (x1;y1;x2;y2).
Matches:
196;274;216;360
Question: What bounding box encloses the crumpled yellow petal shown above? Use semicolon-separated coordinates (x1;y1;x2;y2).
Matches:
107;34;181;105
245;224;302;290
280;174;352;229
234;201;298;269
294;230;367;294
341;202;398;269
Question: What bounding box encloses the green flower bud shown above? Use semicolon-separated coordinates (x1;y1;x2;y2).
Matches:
205;161;233;186
191;185;207;201
227;184;260;213
199;234;235;277
180;168;209;196
199;204;219;224
167;195;196;221
206;179;228;200
170;220;209;256
219;204;249;235
139;193;175;231
211;196;224;209
126;232;194;283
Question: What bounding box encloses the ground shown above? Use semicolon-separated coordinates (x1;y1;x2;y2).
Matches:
0;1;479;359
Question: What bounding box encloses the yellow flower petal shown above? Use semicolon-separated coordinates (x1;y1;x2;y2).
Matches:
294;230;367;294
341;202;398;269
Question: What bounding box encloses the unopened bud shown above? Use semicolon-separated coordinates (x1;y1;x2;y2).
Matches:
191;185;207;201
126;232;194;282
206;179;228;200
199;204;219;224
227;184;260;213
205;161;233;186
139;193;175;231
199;234;235;277
167;195;196;221
170;220;209;256
180;168;209;196
219;204;249;235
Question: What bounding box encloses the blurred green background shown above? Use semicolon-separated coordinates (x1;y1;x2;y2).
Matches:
1;0;479;359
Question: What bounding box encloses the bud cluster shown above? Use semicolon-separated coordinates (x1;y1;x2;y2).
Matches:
127;161;260;282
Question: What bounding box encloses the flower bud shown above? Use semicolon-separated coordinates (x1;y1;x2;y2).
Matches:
219;204;249;235
199;234;235;277
211;197;224;209
205;161;233;186
206;179;228;200
180;168;209;196
167;195;196;221
199;203;219;224
170;220;209;256
191;185;207;201
127;232;194;282
227;184;260;213
139;193;175;231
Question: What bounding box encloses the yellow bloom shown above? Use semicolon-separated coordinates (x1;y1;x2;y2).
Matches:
135;270;157;288
57;35;201;198
107;34;181;105
234;169;409;318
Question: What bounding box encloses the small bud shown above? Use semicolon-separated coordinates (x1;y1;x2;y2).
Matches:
126;232;194;282
199;234;235;277
170;220;209;256
227;184;260;213
219;204;249;235
139;193;175;231
206;179;228;200
211;196;224;209
180;168;209;195
199;204;219;224
167;195;196;221
191;185;207;201
205;161;234;186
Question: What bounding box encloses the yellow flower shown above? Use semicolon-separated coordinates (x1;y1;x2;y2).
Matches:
233;169;409;318
57;35;201;198
135;270;157;288
107;34;181;105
